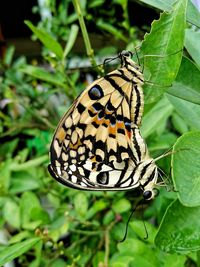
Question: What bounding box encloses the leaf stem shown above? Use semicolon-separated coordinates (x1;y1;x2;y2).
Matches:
72;0;96;67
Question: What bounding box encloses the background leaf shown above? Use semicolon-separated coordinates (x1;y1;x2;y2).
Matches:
155;199;200;253
20;65;66;87
172;131;200;206
185;29;200;67
141;97;173;138
139;0;200;28
24;21;64;59
0;238;40;266
167;94;200;130
166;57;200;105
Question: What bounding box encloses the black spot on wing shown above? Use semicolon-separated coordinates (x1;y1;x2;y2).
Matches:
97;172;109;185
93;102;104;111
77;103;86;113
88;85;104;100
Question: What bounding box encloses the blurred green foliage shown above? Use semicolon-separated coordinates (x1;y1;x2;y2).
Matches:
0;0;200;266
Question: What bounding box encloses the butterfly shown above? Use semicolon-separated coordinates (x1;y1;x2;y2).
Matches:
48;51;159;200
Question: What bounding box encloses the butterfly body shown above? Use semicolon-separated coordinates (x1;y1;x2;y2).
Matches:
48;52;158;200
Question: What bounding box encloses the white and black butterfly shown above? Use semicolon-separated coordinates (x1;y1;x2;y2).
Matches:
48;51;159;200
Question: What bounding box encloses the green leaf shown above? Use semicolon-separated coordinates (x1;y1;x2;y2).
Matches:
112;199;131;213
162;254;186;267
103;210;115;225
3;46;15;66
130;221;157;244
20;65;66;88
20;191;41;228
167;94;200;130
139;0;200;28
0;159;11;194
24;21;63;59
149;132;177;152
48;259;67;267
10;170;40;194
30;207;50;225
185;29;200;67
136;0;174;11
86;199;108;219
0;238;40;266
172;131;200;206
186;0;200;28
74;192;88;218
92;251;105;267
110;255;134;267
141;0;187;103
10;155;48;171
63;24;79;58
115;238;157;266
97;19;128;42
9;231;31;244
3;199;20;228
166;57;200;105
130;257;156;267
171;113;189;134
155;199;200;253
141;97;173;138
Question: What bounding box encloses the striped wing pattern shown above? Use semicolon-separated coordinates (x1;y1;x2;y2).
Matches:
48;52;158;199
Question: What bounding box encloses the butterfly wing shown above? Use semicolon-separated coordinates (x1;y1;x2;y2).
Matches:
49;61;146;190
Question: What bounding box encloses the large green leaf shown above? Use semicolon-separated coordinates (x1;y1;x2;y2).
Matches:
141;0;187;103
139;0;200;28
25;21;63;59
138;0;174;11
185;29;200;67
155;199;200;253
172;131;200;206
166;57;200;105
0;238;40;266
167;94;200;130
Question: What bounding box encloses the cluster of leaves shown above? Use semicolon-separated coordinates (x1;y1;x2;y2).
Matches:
0;0;200;266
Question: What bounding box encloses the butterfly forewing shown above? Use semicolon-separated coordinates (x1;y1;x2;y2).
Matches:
49;53;158;198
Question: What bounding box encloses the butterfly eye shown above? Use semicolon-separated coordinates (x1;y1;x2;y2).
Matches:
143;190;152;200
88;85;103;100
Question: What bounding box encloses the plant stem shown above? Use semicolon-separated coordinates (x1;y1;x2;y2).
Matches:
72;0;96;67
104;229;109;267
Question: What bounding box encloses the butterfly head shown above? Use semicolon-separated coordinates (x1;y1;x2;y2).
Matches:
143;183;159;200
119;50;141;73
135;159;159;200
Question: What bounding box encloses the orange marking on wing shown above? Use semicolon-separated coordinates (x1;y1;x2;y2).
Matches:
109;124;117;136
69;138;82;149
56;127;66;142
102;118;109;126
91;156;96;162
126;130;131;139
117;121;124;128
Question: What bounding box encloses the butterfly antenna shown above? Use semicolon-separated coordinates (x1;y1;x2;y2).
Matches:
103;55;119;67
119;199;144;243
